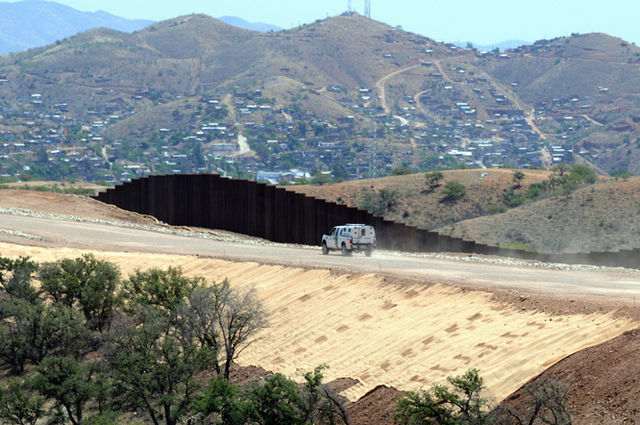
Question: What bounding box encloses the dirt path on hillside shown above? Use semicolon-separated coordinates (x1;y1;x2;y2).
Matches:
434;61;455;84
375;64;421;113
222;93;254;157
582;114;604;126
413;88;432;110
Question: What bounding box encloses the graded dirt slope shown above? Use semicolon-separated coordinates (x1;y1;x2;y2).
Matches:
498;328;640;424
0;189;156;225
0;243;635;404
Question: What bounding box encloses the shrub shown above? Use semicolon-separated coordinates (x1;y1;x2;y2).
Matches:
487;204;507;215
396;369;488;425
568;164;597;184
502;191;525;208
389;166;414;176
442;181;466;201
526;183;543;199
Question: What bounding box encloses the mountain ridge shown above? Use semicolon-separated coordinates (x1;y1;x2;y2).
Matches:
0;0;153;54
0;13;639;186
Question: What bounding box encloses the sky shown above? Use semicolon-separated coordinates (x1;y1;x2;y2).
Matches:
14;0;640;46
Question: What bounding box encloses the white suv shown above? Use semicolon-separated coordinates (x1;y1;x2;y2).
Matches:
321;224;376;256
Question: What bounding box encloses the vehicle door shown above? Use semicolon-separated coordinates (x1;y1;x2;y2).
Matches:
327;227;338;249
342;227;352;247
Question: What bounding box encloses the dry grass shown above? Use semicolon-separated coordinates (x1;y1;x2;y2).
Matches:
290;168;549;229
441;176;640;253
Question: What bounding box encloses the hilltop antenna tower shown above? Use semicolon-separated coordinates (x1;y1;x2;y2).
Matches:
347;0;352;12
364;0;371;18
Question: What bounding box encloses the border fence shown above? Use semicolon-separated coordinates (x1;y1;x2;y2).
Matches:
93;174;639;269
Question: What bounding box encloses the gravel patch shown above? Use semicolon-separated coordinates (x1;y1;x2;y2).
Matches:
0;228;43;241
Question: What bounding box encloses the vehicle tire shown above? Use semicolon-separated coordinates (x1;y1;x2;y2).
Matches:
341;243;348;256
322;242;328;255
365;248;372;257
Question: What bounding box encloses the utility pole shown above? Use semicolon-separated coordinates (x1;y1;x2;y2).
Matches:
369;113;377;178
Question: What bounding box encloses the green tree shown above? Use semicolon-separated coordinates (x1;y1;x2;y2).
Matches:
123;266;204;315
311;173;333;186
0;378;45;425
442;181;466;202
551;163;569;177
331;162;349;180
395;369;488;425
194;378;249;425
359;189;399;216
246;373;303;425
33;357;106;425
568;164;597;184
0;299;89;374
245;366;349;425
526;183;543;200
39;254;121;333
502;190;525;208
425;171;444;191
512;170;525;189
359;190;384;216
379;188;399;212
105;306;214;425
0;257;39;303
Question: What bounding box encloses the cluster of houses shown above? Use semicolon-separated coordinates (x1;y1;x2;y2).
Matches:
0;64;615;185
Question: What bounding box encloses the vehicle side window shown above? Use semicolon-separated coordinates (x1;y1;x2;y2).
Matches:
361;229;365;236
329;228;336;236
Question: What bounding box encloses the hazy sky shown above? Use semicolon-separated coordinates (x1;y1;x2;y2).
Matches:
16;0;640;45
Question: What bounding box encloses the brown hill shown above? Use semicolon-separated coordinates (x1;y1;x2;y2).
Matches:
2;15;640;180
478;33;640;173
481;33;640;102
289;169;549;229
440;176;640;253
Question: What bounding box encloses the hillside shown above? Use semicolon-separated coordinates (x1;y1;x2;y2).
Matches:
291;169;640;254
440;176;640;253
1;240;637;405
290;169;549;229
478;33;640;174
1;14;640;185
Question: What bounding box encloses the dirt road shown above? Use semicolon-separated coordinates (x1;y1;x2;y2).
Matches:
375;64;421;113
1;212;639;301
